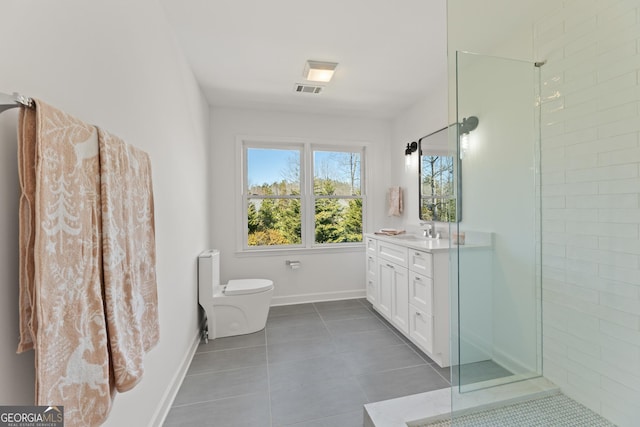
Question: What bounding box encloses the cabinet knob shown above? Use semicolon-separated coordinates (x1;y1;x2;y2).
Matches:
416;311;422;317
386;264;395;269
415;276;421;280
415;252;421;256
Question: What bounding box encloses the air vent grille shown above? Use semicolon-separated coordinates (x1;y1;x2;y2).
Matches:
294;83;324;94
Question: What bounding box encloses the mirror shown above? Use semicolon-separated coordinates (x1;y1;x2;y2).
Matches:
419;126;459;222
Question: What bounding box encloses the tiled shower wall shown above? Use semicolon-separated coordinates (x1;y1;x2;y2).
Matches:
535;1;640;426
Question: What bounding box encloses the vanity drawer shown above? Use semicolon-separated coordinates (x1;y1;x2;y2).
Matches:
366;237;378;255
409;250;432;277
409;305;433;354
366;254;377;277
377;241;408;267
409;272;433;314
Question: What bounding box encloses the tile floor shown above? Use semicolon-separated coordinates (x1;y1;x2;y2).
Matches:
164;298;451;426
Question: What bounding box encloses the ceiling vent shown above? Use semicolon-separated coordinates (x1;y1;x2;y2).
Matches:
294;83;324;94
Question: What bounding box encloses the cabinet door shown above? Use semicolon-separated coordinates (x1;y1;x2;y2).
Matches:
377;262;394;319
409;272;433;314
409;305;434;354
391;266;409;334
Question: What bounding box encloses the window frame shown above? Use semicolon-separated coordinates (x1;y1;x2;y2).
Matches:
237;136;367;254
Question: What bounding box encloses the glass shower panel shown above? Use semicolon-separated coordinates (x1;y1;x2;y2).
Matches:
451;50;541;409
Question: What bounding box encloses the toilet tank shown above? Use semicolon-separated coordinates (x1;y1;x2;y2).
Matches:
198;249;220;308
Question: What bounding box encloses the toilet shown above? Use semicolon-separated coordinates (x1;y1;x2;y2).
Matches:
198;249;274;340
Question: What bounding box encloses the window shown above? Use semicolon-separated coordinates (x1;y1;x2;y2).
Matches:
242;141;365;250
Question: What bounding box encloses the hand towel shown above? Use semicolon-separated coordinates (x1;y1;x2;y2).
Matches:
98;128;159;392
388;186;403;216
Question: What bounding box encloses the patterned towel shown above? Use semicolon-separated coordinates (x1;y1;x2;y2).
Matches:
17;100;159;426
98;128;159;392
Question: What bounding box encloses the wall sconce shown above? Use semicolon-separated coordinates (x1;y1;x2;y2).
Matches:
405;141;418;167
459;116;479;159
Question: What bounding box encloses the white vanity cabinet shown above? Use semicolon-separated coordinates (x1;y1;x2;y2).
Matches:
365;234;450;367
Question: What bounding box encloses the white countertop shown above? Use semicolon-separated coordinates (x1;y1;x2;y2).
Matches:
365;232;491;253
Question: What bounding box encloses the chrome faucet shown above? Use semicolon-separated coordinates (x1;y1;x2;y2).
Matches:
422;222;436;238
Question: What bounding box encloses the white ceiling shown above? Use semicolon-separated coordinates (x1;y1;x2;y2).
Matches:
161;0;447;119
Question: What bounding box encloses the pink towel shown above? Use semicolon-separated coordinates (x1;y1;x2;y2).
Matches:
17;100;159;426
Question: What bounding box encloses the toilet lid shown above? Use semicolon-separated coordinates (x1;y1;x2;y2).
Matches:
225;279;274;296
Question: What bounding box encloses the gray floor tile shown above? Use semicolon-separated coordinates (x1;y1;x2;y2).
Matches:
164;392;270;427
332;328;404;354
187;346;266;375
324;316;388;336
267;312;323;329
279;410;363;427
357;365;450;402
313;299;366;312
340;343;427;375
196;330;265;353
173;365;268;406
270;377;368;426
269;303;317;318
460;360;512;385
317;306;377;322
266;322;331;345
432;364;451;384
269;355;352;392
267;336;337;364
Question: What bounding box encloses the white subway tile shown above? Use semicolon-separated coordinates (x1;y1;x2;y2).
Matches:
566;221;638;237
599;236;640;255
543;196;566;209
597;0;640;25
566;163;638;182
565;131;636;155
599;263;640;285
566;194;637;209
600;291;640;315
543;242;567;257
598;147;640;166
598;115;640;139
597;359;640;393
599;177;640;194
597;52;640;83
599;208;640;224
600;319;640;346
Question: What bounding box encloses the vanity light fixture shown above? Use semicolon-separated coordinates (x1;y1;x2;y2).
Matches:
459;116;479;159
405;141;418;167
405;141;418;156
303;60;338;83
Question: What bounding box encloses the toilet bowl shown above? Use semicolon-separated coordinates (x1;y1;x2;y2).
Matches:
198;250;273;340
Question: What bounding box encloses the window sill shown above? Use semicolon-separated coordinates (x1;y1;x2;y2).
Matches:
234;243;364;257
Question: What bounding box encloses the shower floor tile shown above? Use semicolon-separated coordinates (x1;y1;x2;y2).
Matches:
421;393;616;427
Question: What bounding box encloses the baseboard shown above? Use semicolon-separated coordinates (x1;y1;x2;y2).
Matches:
271;289;366;306
149;329;201;427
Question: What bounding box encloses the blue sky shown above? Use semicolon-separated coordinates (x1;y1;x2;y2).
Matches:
247;148;298;186
247;148;359;187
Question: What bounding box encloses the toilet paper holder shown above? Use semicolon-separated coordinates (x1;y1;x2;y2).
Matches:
286;260;301;269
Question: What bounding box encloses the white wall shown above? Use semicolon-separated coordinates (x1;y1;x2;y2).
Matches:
536;2;640;426
210;107;391;305
389;84;449;232
0;2;210;426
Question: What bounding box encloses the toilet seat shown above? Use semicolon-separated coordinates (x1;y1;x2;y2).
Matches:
225;279;274;296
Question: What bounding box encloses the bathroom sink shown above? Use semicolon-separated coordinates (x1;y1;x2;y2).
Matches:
391;234;439;241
